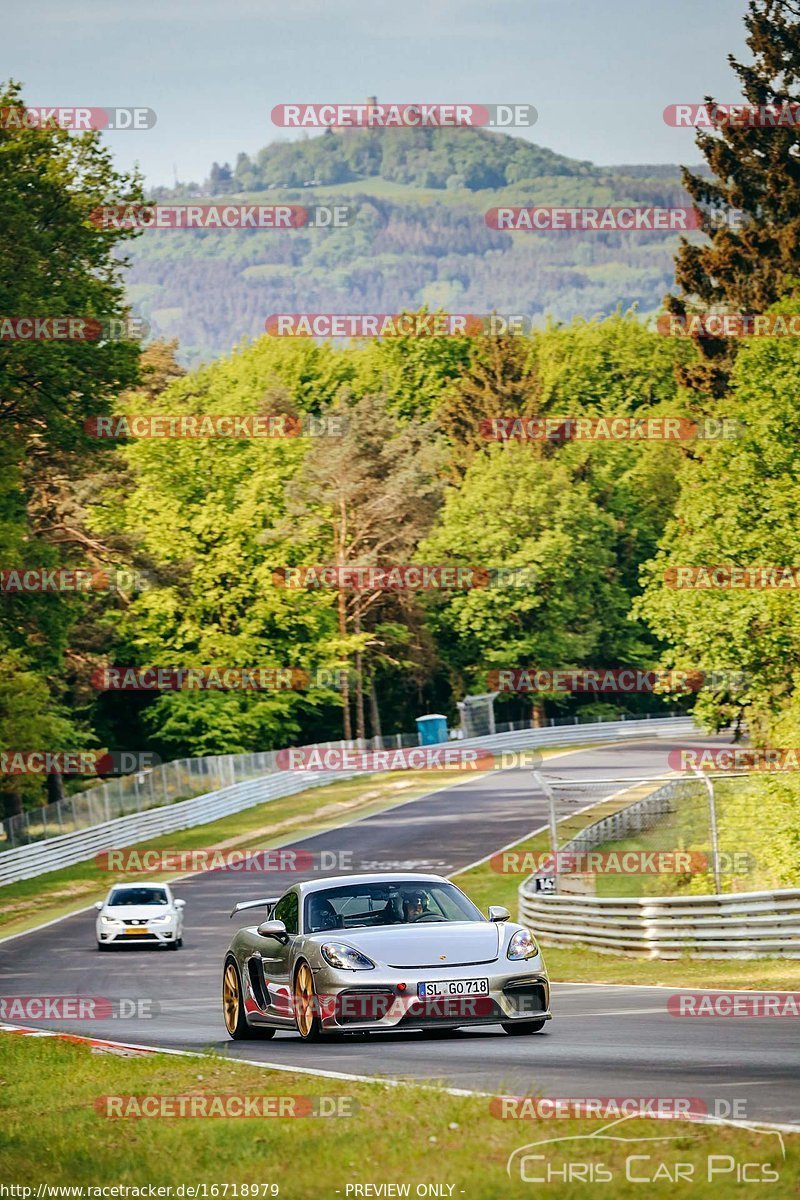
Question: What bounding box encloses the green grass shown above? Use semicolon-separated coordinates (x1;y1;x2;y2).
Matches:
1;1035;795;1197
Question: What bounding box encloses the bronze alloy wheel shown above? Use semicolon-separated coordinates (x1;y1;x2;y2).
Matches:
294;961;324;1041
223;960;243;1037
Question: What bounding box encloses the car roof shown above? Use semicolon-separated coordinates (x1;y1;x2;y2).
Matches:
296;873;450;897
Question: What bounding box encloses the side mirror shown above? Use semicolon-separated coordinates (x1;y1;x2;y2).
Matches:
257;919;289;944
94;902;103;911
488;905;511;923
174;899;186;909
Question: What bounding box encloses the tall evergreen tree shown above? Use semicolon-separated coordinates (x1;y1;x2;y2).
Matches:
666;0;800;395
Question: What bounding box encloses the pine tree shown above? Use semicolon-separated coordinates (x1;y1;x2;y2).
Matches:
667;0;800;395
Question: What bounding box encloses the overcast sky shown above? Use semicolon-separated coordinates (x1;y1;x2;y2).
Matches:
5;0;750;187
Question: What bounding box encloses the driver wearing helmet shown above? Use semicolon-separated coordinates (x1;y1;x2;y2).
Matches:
308;895;340;932
402;890;426;922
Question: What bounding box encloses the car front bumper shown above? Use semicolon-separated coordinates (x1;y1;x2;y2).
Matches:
97;921;178;945
309;958;551;1032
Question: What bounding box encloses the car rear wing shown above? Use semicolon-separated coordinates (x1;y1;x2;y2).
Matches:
229;897;280;918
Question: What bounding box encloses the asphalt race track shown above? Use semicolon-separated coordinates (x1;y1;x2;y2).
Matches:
2;737;799;1127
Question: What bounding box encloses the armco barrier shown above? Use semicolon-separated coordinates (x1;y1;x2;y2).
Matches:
518;887;800;959
0;715;697;887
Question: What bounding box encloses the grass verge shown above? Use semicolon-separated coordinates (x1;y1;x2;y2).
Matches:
0;1034;795;1197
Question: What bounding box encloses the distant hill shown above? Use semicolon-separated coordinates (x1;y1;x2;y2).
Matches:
127;128;700;365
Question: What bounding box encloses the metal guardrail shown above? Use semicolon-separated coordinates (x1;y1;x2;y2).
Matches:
518;887;800;959
0;715;697;887
519;775;800;959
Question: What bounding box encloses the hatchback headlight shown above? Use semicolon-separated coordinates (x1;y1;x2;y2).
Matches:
100;914;116;924
148;914;171;924
508;929;539;960
321;943;375;970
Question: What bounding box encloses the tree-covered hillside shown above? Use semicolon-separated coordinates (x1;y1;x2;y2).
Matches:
132;127;697;364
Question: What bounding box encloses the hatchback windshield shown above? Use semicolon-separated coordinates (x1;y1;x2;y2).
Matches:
304;880;482;933
108;887;169;907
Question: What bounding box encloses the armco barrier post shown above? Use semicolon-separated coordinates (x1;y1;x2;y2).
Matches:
694;768;722;894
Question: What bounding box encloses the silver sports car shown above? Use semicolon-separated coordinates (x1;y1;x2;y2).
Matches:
222;872;551;1041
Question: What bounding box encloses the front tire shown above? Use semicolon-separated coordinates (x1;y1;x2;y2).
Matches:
223;957;252;1039
293;961;324;1042
502;1019;547;1035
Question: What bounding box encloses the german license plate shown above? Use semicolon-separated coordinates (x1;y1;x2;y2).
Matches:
418;978;489;998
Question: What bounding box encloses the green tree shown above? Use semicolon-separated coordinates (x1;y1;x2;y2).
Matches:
419;444;637;717
0;79;144;811
636;296;800;741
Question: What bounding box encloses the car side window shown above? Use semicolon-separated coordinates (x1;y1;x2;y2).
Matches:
274;891;299;935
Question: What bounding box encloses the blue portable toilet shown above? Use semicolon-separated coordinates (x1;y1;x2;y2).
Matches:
416;714;448;745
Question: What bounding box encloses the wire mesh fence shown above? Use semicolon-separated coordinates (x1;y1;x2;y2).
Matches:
529;768;800;898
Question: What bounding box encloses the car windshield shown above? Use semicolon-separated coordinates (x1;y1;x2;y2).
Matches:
108;887;169;907
304;880;483;933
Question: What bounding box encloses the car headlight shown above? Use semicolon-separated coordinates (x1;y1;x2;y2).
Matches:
148;914;171;924
507;929;539;960
100;914;117;924
320;943;376;970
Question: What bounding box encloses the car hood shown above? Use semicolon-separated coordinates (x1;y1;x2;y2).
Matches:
325;922;500;968
101;905;173;919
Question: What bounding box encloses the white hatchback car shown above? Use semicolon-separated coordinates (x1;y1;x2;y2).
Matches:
95;883;185;950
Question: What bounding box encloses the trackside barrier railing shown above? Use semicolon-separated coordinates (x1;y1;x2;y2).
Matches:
0;715;698;886
519;775;800;959
518;886;800;959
